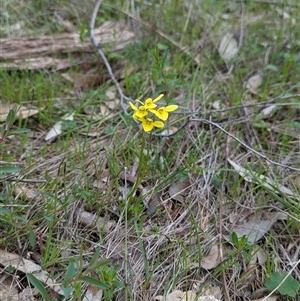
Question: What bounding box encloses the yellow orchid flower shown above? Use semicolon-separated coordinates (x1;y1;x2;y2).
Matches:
132;113;144;122
129;94;178;132
143;94;164;109
150;105;178;121
141;118;164;132
129;102;148;118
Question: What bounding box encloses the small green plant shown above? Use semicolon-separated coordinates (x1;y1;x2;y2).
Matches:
215;233;255;277
228;232;253;262
27;249;124;300
265;272;300;298
0;106;29;181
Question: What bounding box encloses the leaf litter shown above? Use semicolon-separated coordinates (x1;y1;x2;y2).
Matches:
218;32;239;61
0;250;64;295
0;103;41;122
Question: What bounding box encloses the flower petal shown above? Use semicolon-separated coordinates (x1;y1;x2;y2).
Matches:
136;99;144;106
133;114;144;121
153;94;164;103
142;118;154;132
144;98;157;109
153;121;164;128
135;106;148;118
165;105;178;112
151;107;168;121
129;102;138;111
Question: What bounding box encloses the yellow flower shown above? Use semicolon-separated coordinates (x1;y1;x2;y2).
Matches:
141;118;164;132
150;105;178;121
129;94;178;132
133;113;144;122
143;94;164;109
129;102;148;118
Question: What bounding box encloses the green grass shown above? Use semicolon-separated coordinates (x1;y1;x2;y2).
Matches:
1;0;300;300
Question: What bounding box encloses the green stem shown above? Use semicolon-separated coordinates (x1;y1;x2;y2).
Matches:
127;131;145;204
124;131;145;299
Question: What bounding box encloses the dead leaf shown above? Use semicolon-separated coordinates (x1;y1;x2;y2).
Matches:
14;185;40;201
0;104;40;122
256;248;267;265
105;90;116;100
218;33;238;61
159;127;178;136
147;191;162;215
231;220;274;245
0;250;63;295
83;284;103;301
228;159;296;197
0;276;19;301
201;245;221;270
77;209;116;232
169;177;191;203
245;74;263;94
201;287;222;300
259;105;277;118
154;289;220;301
44;113;74;141
197;297;219;301
61;73;109;89
154;290;183;301
19;286;38;301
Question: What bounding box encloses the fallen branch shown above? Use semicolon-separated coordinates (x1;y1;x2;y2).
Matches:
0;21;135;70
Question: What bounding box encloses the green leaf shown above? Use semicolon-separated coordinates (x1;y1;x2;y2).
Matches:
284;122;300;128
231;232;239;247
264;64;278;71
0;207;10;215
0;166;22;174
226;249;235;256
61;286;73;298
265;272;300;297
6;107;17;125
29;229;36;247
64;260;76;285
253;122;271;128
8;128;30;135
89;248;101;268
79;276;109;290
27;273;50;300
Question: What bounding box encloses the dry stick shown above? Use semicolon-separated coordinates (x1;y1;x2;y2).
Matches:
4;178;47;183
225;0;300;8
238;0;245;49
212;83;300;113
90;0;131;115
89;2;300;174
